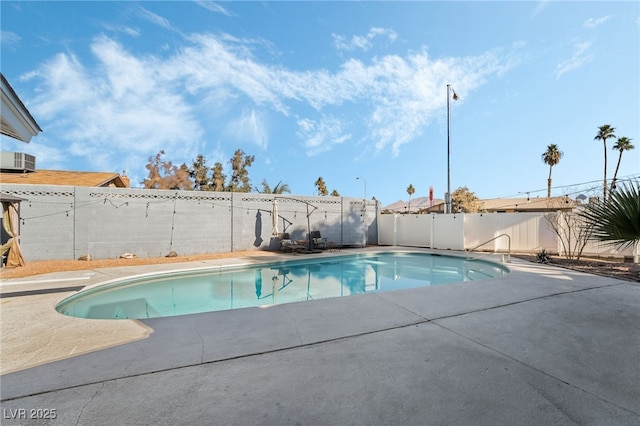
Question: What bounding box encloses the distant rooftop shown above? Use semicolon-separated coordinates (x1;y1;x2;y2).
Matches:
479;196;576;212
382;196;444;213
383;195;577;213
0;169;130;188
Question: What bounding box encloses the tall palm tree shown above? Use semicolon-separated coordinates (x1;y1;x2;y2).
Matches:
406;184;415;213
594;124;616;201
541;144;563;199
610;137;635;197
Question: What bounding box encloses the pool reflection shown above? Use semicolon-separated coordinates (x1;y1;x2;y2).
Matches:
57;253;508;320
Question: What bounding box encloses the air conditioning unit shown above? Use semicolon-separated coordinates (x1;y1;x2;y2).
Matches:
0;152;36;172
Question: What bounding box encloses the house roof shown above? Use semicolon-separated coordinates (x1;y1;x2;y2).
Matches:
0;170;130;188
384;195;577;213
382;196;444;213
1;73;42;143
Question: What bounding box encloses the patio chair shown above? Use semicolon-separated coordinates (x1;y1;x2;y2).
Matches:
279;233;306;254
310;231;327;249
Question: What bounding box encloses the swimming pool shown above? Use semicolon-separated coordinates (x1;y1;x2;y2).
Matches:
56;252;509;320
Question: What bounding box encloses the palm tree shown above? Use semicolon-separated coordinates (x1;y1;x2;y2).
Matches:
541;144;563;199
610;137;634;197
579;180;640;263
594;124;616;201
258;179;291;194
406;184;415;213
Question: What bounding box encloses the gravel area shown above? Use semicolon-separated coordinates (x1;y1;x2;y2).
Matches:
513;254;640;283
0;250;278;279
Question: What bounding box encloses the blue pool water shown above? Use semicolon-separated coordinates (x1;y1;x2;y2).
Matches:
56;252;509;320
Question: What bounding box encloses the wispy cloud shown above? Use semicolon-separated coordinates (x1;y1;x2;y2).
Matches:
333;27;398;52
583;15;612;29
195;1;234;16
296;116;351;157
555;40;592;79
136;6;180;34
531;0;550;18
26;36;203;178
99;23;141;37
21;32;514;183
224;109;269;149
1;31;21;48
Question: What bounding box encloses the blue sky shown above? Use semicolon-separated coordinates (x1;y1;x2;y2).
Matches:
1;1;638;206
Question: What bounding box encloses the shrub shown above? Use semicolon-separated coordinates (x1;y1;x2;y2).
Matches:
535;249;552;264
579;180;640;253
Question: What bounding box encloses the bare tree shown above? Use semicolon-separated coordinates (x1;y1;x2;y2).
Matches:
142;150;193;190
543;195;594;261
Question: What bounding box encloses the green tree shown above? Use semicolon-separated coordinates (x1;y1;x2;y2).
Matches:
190;154;213;191
579;180;640;261
451;186;484;213
142;150;193;190
406;184;415;213
330;189;340;197
610;137;634;197
594;124;616;201
211;162;226;191
541;144;563;199
315;177;328;196
258;179;291;194
227;149;255;192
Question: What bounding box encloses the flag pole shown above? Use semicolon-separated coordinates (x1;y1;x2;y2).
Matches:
446;84;452;214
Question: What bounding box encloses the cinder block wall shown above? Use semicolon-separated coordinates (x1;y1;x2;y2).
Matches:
0;184;379;261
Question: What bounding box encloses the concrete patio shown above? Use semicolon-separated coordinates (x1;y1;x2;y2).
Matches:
1;247;638;425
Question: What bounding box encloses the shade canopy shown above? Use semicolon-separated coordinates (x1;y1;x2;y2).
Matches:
0;192;27;203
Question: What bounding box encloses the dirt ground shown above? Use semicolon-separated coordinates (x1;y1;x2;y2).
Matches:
1;250;638;283
0;250;278;279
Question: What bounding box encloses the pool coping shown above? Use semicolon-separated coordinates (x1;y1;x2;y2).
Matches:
1;246;638;424
0;247;494;300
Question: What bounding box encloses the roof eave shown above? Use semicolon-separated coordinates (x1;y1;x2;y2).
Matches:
0;73;43;143
96;175;128;188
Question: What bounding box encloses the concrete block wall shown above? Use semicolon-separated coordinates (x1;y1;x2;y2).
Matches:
3;185;78;259
80;187;234;258
0;184;379;261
